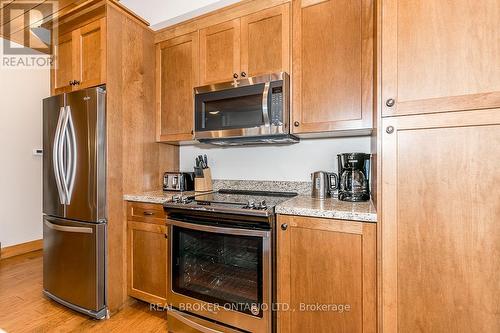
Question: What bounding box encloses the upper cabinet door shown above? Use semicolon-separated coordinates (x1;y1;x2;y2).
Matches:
156;31;199;142
382;0;500;117
53;31;74;95
74;18;106;90
292;0;373;135
240;4;290;77
199;19;240;85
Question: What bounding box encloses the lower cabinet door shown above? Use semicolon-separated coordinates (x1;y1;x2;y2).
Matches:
277;215;376;333
381;109;500;332
128;220;168;304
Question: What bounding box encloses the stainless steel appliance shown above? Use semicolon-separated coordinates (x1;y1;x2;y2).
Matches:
337;153;371;202
42;86;107;319
163;172;195;192
311;171;338;199
164;189;298;333
194;72;298;145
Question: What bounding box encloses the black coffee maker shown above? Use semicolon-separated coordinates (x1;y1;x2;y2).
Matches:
337;153;370;202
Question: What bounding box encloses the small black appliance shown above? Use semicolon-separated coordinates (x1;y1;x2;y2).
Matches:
337;153;371;202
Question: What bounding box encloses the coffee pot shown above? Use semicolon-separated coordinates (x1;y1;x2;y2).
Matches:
337;153;370;202
311;171;338;199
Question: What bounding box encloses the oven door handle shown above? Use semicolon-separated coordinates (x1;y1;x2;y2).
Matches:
166;219;271;238
169;309;225;333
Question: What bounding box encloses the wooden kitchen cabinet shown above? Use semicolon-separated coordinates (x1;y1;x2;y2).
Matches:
199;19;240;85
292;0;373;136
156;31;199;142
240;4;290;77
381;109;500;332
127;202;168;305
381;0;500;116
199;3;290;85
52;18;106;95
52;31;74;94
277;215;376;333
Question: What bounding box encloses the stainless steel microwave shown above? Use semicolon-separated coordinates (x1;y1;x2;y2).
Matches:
194;72;298;145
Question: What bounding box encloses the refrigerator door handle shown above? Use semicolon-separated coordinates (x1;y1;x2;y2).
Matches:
53;107;66;204
58;107;70;205
65;106;77;204
44;220;93;234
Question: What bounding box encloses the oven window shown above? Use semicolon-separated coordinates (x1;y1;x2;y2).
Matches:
172;226;263;317
203;94;264;130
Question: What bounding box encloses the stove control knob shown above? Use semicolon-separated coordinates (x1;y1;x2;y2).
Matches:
246;200;255;209
259;200;267;210
172;195;181;203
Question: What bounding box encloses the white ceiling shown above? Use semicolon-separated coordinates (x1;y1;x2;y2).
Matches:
120;0;242;30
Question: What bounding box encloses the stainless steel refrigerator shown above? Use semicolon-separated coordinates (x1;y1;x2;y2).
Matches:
42;85;107;319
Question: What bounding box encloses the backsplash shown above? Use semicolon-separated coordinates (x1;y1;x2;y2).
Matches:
179;136;371;182
212;179;311;195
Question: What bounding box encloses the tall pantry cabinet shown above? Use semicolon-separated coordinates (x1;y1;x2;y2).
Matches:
379;0;500;332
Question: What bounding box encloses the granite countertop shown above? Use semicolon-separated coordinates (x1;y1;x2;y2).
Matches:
123;190;194;204
275;195;377;223
123;181;377;223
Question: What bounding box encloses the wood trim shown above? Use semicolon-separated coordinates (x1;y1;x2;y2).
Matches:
284;215;366;234
385;91;500;117
106;0;150;26
154;0;290;43
0;240;43;260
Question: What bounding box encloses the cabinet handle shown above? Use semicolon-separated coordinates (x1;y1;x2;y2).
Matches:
143;211;154;216
233;73;239;79
240;72;247;77
293;121;300;127
386;98;395;107
164;234;168;239
386;126;395;134
281;223;288;231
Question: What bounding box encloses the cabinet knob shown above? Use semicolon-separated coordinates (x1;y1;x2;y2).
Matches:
293;121;300;127
240;72;247;77
281;223;288;231
386;126;395;134
233;73;239;79
74;80;80;86
386;98;395;107
191;130;194;135
69;80;73;86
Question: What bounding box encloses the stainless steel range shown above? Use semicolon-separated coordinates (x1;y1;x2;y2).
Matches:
164;189;297;333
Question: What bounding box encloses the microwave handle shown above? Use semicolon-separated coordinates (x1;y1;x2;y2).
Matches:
262;82;271;127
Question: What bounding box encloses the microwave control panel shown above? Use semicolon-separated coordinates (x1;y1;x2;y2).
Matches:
270;86;284;125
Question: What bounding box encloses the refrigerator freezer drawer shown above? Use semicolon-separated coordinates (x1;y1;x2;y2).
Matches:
43;216;106;317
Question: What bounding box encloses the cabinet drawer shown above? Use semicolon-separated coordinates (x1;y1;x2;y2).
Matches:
127;202;165;224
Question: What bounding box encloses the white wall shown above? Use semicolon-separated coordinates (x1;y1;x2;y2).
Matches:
121;0;242;30
180;137;371;181
0;38;49;247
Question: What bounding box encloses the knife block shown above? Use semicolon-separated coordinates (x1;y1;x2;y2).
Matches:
195;168;213;192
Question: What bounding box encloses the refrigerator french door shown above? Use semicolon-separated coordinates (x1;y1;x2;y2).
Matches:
42;86;107;319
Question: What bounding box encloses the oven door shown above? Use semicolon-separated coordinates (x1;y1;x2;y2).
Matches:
194;72;289;141
166;219;272;333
